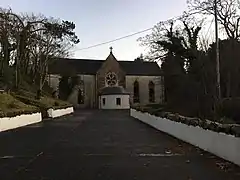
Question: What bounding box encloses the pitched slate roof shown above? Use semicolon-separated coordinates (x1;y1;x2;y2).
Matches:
99;86;130;95
48;58;162;76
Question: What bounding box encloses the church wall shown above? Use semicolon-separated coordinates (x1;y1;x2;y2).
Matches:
82;75;96;108
48;74;96;108
126;75;164;105
96;54;126;93
48;74;61;92
66;75;96;108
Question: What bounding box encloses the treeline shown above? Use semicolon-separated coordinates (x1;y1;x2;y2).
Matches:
0;8;79;98
139;0;240;122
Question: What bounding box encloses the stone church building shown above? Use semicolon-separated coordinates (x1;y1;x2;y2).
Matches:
47;48;164;109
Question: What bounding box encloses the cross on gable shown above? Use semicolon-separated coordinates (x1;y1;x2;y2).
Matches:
110;46;113;53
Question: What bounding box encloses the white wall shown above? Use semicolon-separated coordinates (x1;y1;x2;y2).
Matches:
100;95;130;109
0;113;42;132
47;107;74;118
131;109;240;166
126;76;164;105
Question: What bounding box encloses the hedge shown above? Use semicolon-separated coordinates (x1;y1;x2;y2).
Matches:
134;108;240;137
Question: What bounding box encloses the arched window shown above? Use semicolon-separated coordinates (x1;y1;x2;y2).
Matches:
149;81;155;103
133;80;140;103
78;89;84;104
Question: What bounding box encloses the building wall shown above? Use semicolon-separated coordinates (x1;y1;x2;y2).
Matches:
48;74;164;108
82;75;96;108
126;75;164;105
48;74;96;108
48;74;61;92
96;54;126;93
100;95;130;109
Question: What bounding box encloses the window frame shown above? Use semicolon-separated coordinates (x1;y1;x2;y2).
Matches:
133;80;140;103
105;72;118;87
148;81;155;103
116;98;121;106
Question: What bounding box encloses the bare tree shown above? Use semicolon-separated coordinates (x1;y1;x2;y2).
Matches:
0;8;79;97
187;0;240;39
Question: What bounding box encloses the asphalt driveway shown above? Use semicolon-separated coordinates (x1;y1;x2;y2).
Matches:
0;110;239;180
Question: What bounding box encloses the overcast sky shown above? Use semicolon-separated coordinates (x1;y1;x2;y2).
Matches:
0;0;188;60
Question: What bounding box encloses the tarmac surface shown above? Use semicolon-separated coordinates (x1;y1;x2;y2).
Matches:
0;110;240;180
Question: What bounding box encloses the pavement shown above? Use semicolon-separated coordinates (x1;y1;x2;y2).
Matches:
0;110;240;180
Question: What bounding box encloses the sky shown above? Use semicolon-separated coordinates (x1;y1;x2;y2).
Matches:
0;0;188;60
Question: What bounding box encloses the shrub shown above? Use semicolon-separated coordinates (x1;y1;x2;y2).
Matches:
217;98;240;124
133;106;240;137
7;102;19;109
54;101;60;106
145;103;166;109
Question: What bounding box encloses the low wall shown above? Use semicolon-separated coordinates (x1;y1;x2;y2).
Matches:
130;109;240;166
0;113;42;132
47;107;74;118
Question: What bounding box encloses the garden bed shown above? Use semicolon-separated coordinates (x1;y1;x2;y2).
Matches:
0;93;42;132
13;94;72;118
47;107;74;118
131;108;240;166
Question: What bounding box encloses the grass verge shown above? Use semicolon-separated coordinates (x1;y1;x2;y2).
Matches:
0;93;38;118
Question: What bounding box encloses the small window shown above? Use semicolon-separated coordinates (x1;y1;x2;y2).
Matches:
102;98;106;105
116;98;121;105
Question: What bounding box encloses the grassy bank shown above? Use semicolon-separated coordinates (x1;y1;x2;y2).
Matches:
0;93;38;118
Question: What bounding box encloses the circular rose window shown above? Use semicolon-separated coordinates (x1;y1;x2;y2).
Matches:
105;72;118;86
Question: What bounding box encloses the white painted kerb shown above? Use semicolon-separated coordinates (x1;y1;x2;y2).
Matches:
47;107;74;118
0;113;42;132
130;109;240;166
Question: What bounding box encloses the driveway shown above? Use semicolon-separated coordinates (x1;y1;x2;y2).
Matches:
0;110;239;180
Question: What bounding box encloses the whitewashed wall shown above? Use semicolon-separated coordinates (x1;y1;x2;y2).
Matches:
131;109;240;166
0;113;42;132
47;107;74;118
126;76;164;105
100;95;130;109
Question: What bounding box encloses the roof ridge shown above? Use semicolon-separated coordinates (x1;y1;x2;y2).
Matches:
49;57;162;76
57;58;157;63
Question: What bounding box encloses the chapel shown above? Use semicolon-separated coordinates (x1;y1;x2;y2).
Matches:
47;48;164;109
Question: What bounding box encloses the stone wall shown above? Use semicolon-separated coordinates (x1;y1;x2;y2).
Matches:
48;73;165;108
48;74;61;92
126;75;164;105
48;74;96;108
67;75;96;108
96;53;126;93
